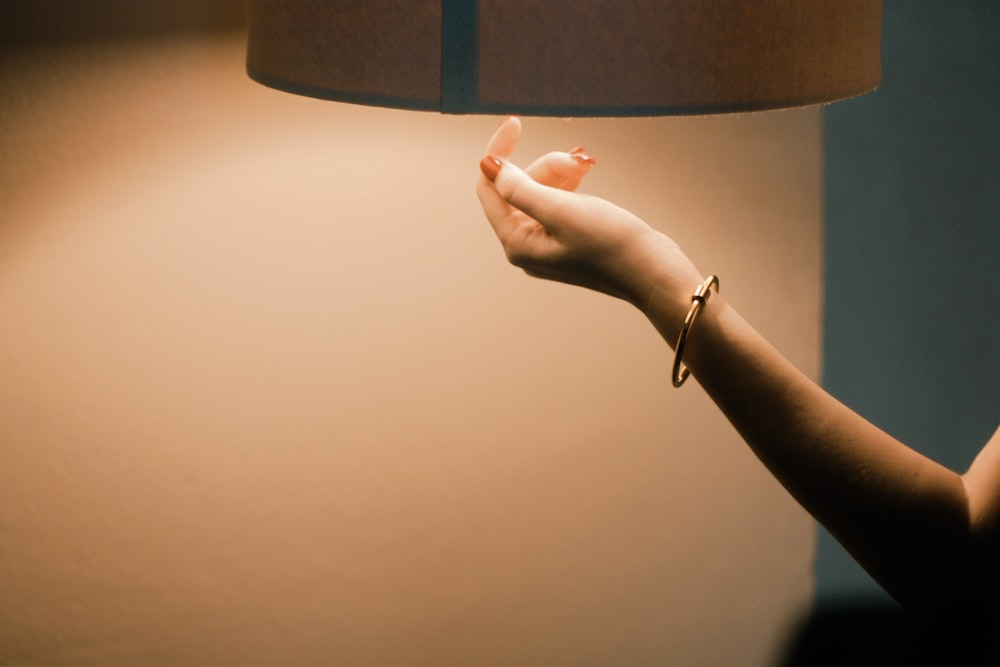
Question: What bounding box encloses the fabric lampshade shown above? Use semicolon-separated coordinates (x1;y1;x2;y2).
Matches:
246;0;882;117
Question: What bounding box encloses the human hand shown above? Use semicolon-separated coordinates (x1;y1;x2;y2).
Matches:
476;117;702;311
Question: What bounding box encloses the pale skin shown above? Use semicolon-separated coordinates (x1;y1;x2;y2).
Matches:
476;116;1000;616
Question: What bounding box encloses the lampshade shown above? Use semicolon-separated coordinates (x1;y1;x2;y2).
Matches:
246;0;882;117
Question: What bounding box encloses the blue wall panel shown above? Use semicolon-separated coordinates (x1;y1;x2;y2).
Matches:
820;0;1000;605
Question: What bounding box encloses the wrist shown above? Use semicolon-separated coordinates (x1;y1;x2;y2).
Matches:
636;239;705;346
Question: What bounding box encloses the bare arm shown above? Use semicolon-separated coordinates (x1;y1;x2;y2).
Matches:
476;117;1000;614
650;284;1000;613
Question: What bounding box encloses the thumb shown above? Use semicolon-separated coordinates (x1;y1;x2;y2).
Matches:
481;156;589;233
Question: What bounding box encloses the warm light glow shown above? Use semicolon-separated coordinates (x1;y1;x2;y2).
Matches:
2;32;821;667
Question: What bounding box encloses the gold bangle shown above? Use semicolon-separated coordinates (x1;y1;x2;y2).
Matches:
672;275;720;388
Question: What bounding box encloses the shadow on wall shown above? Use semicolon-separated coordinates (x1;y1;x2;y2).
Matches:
780;600;998;667
793;2;1000;662
0;0;246;46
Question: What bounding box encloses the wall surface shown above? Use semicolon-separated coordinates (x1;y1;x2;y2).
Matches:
1;30;822;667
820;0;1000;605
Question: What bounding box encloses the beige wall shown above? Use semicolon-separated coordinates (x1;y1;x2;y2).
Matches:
1;32;821;667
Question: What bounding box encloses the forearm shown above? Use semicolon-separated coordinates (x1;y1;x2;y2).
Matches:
645;278;978;612
475;125;994;612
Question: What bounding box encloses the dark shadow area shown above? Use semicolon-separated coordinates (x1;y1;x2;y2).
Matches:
780;599;998;667
0;0;246;47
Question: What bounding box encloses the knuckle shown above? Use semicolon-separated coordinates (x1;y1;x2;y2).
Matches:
504;244;532;268
502;178;522;206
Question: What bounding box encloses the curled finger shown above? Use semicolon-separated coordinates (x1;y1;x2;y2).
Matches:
525;147;596;192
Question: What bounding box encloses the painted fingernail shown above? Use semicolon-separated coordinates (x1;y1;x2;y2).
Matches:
569;145;587;155
571;152;597;166
480;155;503;181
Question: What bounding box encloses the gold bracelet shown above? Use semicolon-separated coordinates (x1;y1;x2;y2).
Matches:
672;275;719;388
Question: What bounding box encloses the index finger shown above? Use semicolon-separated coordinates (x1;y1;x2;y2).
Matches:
484;116;521;159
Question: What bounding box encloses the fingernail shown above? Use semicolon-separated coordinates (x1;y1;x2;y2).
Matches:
569;145;587;155
571;152;597;166
480;155;503;182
